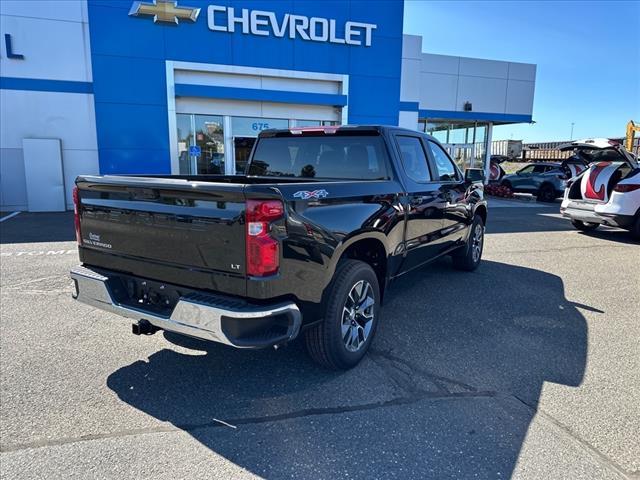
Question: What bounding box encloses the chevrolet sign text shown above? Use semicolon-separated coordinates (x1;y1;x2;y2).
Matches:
207;6;377;47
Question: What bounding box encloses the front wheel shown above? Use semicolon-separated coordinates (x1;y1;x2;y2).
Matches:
571;219;599;232
452;215;485;271
305;260;380;370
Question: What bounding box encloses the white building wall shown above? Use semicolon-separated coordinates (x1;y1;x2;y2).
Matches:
397;111;418;130
0;0;97;211
398;34;421;129
400;34;422;103
402;34;536;117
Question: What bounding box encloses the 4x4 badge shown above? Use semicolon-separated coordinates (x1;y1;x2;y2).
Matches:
293;189;329;200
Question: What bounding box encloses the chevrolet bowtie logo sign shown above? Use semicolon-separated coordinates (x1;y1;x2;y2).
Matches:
129;0;200;25
127;2;377;47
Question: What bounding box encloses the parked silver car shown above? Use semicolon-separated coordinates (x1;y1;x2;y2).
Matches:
500;162;568;202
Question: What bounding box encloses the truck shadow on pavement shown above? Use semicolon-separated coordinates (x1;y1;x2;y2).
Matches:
486;208;576;234
486;207;637;243
107;259;588;479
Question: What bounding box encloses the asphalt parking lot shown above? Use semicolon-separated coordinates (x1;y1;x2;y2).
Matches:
1;204;638;479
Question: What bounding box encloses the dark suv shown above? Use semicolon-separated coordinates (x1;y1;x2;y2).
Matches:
501;162;567;202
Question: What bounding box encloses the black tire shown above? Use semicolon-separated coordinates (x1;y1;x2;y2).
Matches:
630;216;640;240
304;260;380;370
536;183;556;202
571;219;599;232
452;215;484;271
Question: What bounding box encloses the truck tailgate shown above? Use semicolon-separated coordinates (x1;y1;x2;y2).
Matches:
76;176;247;296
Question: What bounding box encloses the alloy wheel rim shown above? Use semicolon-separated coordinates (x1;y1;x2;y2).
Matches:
341;280;375;352
472;223;484;262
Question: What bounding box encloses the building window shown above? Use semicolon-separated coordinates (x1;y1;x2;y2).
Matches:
473;124;487;166
423;122;448;144
420;119;490;171
231;117;288;173
176;114;337;175
177;114;224;175
295;120;338;127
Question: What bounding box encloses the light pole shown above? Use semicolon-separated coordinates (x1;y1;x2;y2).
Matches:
570;122;575;140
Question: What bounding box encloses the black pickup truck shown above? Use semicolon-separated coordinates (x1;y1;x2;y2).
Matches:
71;126;487;369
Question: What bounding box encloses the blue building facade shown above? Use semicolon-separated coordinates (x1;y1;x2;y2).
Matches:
0;0;535;211
88;0;404;175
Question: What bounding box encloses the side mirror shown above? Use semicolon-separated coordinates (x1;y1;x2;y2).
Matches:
465;168;484;184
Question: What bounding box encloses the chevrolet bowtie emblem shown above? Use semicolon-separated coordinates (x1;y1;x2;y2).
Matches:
129;0;200;25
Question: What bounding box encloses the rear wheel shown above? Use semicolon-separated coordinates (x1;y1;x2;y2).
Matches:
304;260;380;370
452;215;484;271
571;219;599;232
631;216;640;240
537;183;556;202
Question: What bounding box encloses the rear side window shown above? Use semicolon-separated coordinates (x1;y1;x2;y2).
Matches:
581;149;625;162
248;135;389;180
396;136;431;182
427;141;460;182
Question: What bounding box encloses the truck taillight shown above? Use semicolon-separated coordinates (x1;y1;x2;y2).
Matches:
613;184;640;193
73;186;82;245
245;199;284;277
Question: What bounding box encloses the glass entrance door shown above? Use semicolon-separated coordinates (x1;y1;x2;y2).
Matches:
194;115;224;174
176;114;193;174
176;114;225;174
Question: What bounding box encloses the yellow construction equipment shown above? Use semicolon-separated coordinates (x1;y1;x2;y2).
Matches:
626;120;640;152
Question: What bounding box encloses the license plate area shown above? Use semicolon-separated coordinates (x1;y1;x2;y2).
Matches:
569;201;597;211
105;272;186;317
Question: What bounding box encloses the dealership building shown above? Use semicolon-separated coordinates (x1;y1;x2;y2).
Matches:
0;0;536;211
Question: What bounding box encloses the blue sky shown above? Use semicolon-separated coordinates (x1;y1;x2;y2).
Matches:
403;0;640;142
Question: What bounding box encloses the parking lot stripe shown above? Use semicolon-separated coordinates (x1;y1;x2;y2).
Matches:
0;211;20;222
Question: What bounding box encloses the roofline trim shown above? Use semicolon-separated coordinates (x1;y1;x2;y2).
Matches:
419;109;533;124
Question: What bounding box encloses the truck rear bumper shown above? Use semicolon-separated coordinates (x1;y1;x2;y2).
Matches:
70;265;301;349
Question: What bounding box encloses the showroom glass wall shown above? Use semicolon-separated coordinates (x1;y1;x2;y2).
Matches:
176;114;336;175
419;120;490;171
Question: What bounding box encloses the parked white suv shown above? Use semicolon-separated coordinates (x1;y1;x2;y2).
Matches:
560;139;640;239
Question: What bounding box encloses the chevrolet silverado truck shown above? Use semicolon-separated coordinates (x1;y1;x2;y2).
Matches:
70;126;487;369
